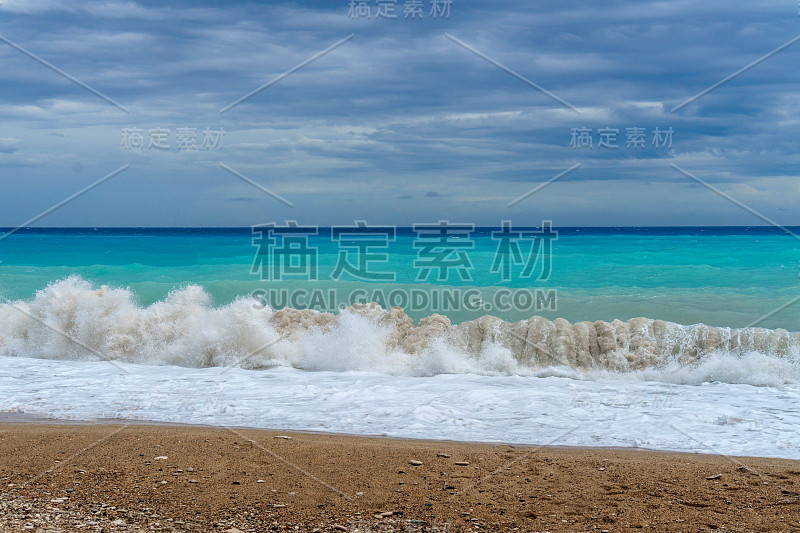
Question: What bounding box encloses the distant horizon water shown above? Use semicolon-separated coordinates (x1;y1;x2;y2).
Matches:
1;225;797;328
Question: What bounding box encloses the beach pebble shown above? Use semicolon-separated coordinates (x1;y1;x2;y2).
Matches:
274;435;292;440
454;461;470;466
409;460;423;466
707;474;723;480
257;479;265;483
437;453;451;458
154;456;168;460
188;479;199;483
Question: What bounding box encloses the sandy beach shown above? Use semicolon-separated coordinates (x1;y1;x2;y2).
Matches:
0;423;798;532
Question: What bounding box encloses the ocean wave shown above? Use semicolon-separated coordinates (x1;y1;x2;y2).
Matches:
0;277;798;385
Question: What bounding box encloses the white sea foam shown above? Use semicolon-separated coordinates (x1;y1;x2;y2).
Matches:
1;277;798;385
1;357;799;459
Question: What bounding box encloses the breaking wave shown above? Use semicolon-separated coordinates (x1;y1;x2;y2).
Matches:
1;277;798;386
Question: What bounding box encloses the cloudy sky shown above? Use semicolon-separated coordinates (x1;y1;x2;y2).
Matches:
1;0;799;226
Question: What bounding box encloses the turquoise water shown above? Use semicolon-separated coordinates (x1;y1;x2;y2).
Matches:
0;227;798;329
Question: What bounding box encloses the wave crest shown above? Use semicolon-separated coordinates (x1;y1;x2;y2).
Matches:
1;277;798;384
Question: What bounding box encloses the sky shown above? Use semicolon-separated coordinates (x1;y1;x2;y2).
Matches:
1;0;800;227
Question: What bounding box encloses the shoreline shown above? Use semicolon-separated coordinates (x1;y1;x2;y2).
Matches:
1;423;799;532
3;413;800;462
1;413;793;461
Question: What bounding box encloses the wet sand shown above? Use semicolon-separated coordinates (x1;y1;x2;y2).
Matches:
1;423;799;532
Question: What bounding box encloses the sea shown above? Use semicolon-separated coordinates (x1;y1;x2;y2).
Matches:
1;227;798;459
